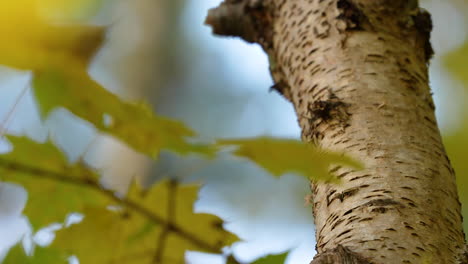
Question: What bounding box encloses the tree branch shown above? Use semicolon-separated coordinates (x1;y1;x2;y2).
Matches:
0;158;220;253
205;0;274;47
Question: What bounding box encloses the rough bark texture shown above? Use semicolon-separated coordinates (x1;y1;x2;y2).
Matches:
206;0;467;263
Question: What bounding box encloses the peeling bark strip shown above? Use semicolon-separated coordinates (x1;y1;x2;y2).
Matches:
206;0;467;263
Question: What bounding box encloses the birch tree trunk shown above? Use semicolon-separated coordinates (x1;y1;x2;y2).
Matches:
206;0;468;263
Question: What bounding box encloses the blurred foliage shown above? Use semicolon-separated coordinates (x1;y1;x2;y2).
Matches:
227;252;288;264
445;41;468;86
0;136;109;230
444;38;468;233
33;68;215;157
48;181;238;264
1;138;238;263
3;244;64;264
220;137;363;182
5;0;454;263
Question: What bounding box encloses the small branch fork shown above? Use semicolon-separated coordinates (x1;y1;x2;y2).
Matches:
0;158;243;264
205;0;274;48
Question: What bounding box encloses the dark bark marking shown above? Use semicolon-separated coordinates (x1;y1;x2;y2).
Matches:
310;245;372;264
331;219;345;230
412;9;434;62
358;217;373;222
307;95;350;125
362;198;405;214
336;0;366;31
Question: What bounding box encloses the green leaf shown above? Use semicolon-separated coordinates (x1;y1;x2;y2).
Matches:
445;41;468;86
32;68;214;157
3;244;66;264
128;180;239;245
252;252;289;264
52;207;155;264
0;136;111;229
444;124;468;233
51;180;239;264
219;137;363;181
227;252;289;264
0;0;212;158
0;0;104;71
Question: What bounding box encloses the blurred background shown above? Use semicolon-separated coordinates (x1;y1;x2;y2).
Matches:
0;0;467;263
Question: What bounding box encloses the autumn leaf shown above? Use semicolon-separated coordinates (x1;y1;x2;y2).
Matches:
251;252;289;264
50;180;239;264
0;136;111;229
0;0;105;72
219;137;363;181
0;0;212;158
3;243;66;264
32;68;214;157
227;252;289;264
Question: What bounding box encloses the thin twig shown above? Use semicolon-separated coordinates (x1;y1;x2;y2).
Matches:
0;84;29;138
0;158;220;253
153;180;177;263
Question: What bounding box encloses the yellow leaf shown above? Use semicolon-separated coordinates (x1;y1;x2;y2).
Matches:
32;68;215;157
0;0;104;71
219;137;363;181
51;180;238;264
0;0;212;157
227;252;289;264
127;180;239;256
0;136;110;229
3;243;66;264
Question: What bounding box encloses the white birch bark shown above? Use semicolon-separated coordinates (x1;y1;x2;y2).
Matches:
206;0;467;263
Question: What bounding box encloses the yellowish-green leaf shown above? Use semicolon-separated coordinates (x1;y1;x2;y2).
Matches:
39;0;106;21
219;137;363;181
445;41;468;86
252;252;289;264
127;180;239;259
227;252;288;264
0;0;104;72
0;136;110;229
444;123;468;233
3;243;65;264
32;68;214;157
0;0;212;158
51;180;238;264
52;207;157;264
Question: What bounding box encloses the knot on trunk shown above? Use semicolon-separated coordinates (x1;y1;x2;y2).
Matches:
310;245;372;264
